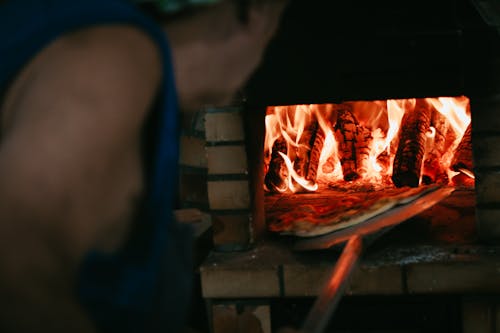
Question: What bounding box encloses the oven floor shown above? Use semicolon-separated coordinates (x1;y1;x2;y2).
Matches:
200;188;500;332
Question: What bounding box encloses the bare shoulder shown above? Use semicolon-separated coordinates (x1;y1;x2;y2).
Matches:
59;24;162;80
59;24;163;98
3;24;163;134
0;25;165;264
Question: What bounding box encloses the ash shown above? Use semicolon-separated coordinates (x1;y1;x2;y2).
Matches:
364;245;453;266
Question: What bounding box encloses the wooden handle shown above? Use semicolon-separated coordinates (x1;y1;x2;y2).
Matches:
301;235;363;333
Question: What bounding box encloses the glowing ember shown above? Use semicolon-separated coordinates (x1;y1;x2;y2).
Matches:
264;97;473;193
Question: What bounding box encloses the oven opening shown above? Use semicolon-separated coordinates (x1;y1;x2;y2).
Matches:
263;97;474;237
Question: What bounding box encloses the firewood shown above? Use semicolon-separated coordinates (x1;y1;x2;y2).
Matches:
334;105;374;181
355;125;373;178
451;123;473;172
264;137;287;191
294;121;318;178
392;99;432;187
306;126;325;181
422;110;454;184
376;137;399;177
422;151;444;185
440;114;458;154
422;152;443;185
334;106;361;181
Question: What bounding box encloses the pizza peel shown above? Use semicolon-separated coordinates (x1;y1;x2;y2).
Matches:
295;186;455;333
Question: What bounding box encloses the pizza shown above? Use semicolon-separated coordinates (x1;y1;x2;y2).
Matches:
265;184;437;237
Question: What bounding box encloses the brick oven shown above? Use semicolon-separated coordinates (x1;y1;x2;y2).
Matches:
178;0;500;332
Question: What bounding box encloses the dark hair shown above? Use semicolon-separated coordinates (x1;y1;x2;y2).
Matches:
139;0;251;24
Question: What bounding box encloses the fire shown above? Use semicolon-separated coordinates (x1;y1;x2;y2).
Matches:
427;97;470;135
264;97;473;193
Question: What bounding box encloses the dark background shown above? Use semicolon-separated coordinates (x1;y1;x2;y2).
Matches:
245;0;499;106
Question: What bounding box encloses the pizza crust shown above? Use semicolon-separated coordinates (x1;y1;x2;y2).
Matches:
290;199;397;237
266;185;437;238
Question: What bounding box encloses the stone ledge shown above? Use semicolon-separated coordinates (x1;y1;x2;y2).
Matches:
200;241;500;299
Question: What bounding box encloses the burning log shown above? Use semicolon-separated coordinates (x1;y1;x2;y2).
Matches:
451;123;473;172
264;137;287;191
422;110;456;184
376;134;400;179
392;99;432;187
334;106;373;181
334;106;360;181
294;121;318;179
355;125;373;178
422;152;444;185
264;107;326;192
306;126;325;181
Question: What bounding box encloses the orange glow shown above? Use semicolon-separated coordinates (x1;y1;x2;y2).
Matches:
264;97;472;192
427;97;470;135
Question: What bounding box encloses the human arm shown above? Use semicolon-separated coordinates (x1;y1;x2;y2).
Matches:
0;25;161;332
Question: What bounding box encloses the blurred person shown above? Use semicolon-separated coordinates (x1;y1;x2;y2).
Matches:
0;0;286;332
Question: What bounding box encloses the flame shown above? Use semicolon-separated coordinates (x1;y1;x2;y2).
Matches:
427;97;470;135
264;97;472;193
278;152;319;192
386;99;413;148
458;168;475;179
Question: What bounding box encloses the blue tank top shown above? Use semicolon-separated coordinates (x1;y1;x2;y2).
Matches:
0;1;192;332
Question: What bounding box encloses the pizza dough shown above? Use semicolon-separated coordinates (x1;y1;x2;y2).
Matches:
266;184;437;237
